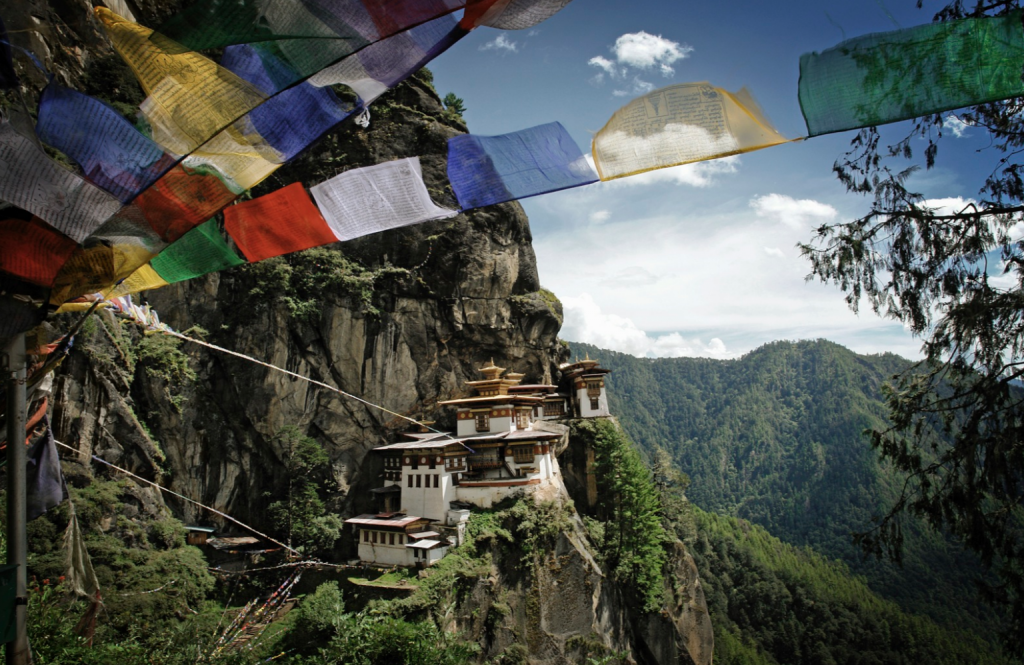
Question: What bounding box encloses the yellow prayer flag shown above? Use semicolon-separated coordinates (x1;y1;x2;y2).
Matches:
49;243;155;306
96;7;268;154
592;83;796;181
55;301;112;314
104;264;170;298
186;126;282;191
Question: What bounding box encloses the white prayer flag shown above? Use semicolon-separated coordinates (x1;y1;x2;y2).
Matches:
0;121;122;243
310;157;457;242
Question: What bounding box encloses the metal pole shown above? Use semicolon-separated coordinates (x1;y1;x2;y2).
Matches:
4;334;29;665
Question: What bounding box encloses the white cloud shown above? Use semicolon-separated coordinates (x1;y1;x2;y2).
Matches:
611;32;692;76
613;77;654;97
588;55;616;76
560;293;737;358
750;193;837;230
943;115;971;138
481;34;518;53
589;31;692;86
764;247;784;258
585;153;739;188
920;196;974;216
590;209;611;223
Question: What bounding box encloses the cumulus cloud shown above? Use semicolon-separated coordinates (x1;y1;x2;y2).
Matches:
586;153;738;188
481;34;518;53
612;32;692;76
750;193;837;230
590;209;611;223
943;115;971;138
589;31;692;85
560;293;736;359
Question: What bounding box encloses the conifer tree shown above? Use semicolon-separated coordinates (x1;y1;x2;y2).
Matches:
799;1;1024;651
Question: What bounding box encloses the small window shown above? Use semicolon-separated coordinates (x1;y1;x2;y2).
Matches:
429;456;436;469
408;474;413;488
516;412;529;429
590;397;600;410
513;446;534;464
433;474;439;488
416;474;421;488
475;413;489;432
363;530;369;542
372;531;377;543
399;534;404;544
389;533;395;545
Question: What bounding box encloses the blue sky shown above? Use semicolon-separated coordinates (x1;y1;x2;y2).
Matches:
428;0;997;361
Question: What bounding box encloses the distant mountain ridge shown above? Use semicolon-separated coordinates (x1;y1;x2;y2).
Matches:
567;339;1000;636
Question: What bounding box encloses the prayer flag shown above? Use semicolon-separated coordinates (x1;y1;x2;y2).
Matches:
224;183;338;261
133;163;240;242
592;82;792;181
96;7;268;154
448;121;597;209
0;120;123;243
157;0;369;52
307;14;466;104
0;297;46;338
799;11;1024;136
150;219;245;283
224;45;355;161
36;84;178;203
0;215;78;287
49;242;157;306
462;0;573;30
310;157;457;241
27;417;68;521
105;265;169;298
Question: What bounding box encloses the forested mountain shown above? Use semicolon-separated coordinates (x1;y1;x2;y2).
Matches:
568;340;1002;637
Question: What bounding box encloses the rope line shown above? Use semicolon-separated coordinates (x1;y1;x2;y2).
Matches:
161;328;449;437
53;439;301;557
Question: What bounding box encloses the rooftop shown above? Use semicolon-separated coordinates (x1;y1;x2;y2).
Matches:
344;514;432;528
375;428;559;452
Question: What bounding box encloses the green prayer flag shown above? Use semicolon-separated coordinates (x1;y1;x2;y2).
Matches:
150;220;245;284
799;11;1024;136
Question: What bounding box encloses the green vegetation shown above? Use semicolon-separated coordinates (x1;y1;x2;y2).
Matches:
691;506;1012;665
571;418;667;612
265;426;343;557
442;92;467;123
569;339;1000;635
240;247;410;324
798;3;1024;650
135;333;196;385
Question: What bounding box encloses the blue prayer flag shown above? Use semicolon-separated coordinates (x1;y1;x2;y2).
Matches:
36;84;178;203
447;121;597;210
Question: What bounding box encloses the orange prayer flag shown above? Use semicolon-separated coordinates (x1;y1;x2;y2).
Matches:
223;183;337;262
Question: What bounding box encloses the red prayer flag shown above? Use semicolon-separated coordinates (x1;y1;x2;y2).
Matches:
0;216;78;286
223;183;338;262
135;165;238;243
